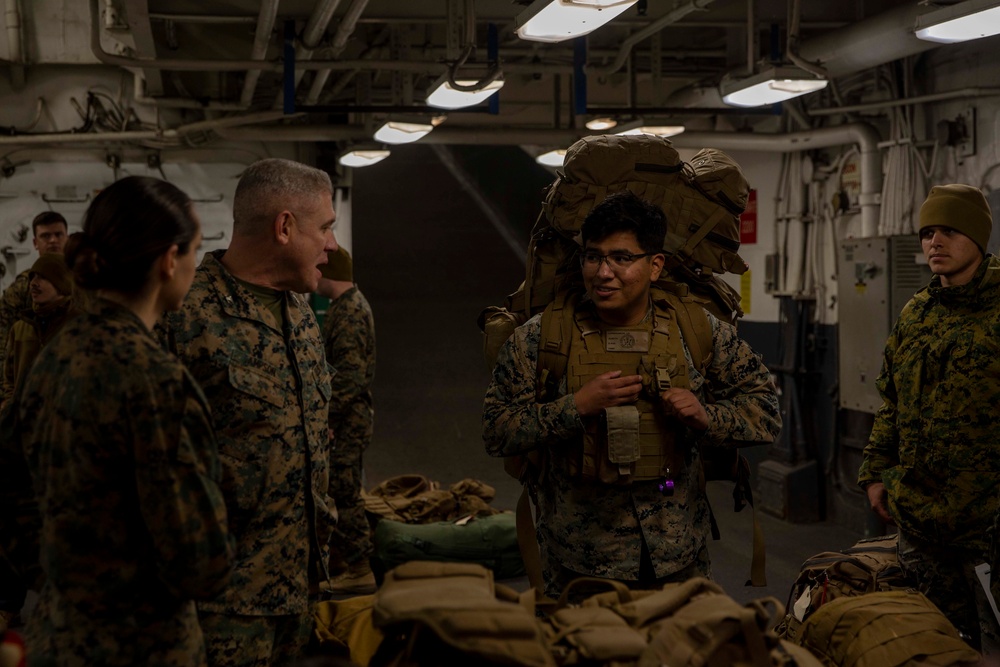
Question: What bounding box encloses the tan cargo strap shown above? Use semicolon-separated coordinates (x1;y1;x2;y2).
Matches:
515;487;546;593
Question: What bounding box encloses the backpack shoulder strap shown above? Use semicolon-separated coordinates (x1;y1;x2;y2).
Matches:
652;286;713;375
536;289;581;402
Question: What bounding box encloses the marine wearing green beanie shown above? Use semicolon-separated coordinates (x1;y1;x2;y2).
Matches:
320;246;354;282
918;184;992;254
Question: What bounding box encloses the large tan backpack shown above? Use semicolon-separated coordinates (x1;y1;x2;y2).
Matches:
775;534;912;642
793;590;981;666
368;563;823;667
479;133;749;353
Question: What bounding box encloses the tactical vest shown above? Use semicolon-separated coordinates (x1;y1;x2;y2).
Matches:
556;295;690;484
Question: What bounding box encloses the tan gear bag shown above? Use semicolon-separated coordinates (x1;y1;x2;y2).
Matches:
793;590;981;666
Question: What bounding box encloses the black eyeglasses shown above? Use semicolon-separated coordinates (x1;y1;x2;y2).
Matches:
580;251;656;271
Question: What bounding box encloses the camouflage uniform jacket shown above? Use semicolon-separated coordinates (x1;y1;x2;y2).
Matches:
19;300;234;664
0;271;30;367
482;307;780;581
858;255;1000;552
161;250;335;615
322;286;375;459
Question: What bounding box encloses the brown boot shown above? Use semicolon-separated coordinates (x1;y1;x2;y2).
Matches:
324;560;377;595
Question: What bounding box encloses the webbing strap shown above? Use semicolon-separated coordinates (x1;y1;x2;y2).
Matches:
679;205;730;262
515;487;545;592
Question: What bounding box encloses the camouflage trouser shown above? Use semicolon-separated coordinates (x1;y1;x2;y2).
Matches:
897;531;994;651
546;542;711;603
328;443;373;567
197;611;313;667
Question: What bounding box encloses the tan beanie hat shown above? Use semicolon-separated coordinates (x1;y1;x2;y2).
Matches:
29;253;73;296
319;246;353;282
918;184;992;253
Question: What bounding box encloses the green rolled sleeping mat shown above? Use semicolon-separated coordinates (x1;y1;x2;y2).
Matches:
372;512;525;580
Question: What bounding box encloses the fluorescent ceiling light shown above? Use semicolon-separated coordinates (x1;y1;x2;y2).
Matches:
426;74;504;110
338;149;391;168
613;121;685;138
373;120;434;145
721;66;828;108
915;0;1000;43
586;117;618;130
515;0;638;43
536;149;567;167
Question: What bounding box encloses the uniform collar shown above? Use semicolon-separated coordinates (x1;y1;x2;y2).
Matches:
201;250;305;333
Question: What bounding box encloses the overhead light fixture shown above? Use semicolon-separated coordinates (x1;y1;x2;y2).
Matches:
536;149;567;168
585;117;618;130
515;0;638;43
373;120;435;145
338;149;391;168
613;120;685;138
426;73;504;110
915;0;1000;43
720;66;828;108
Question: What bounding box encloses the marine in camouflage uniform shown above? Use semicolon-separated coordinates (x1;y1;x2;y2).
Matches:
18;300;235;667
320;272;376;574
161;251;336;665
0;272;30;368
859;184;1000;649
0;212;69;367
482;192;780;600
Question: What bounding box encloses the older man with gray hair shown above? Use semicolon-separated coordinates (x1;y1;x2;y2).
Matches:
161;158;339;666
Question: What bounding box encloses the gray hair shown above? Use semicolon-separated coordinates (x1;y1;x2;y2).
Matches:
233;158;333;235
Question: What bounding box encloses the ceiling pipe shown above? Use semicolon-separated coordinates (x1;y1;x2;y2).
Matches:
808;87;1000;117
305;0;372;105
0;112;303;146
785;0;826;78
587;0;718;78
288;0;343;95
240;0;281;107
6;0;25;89
148;13;258;24
796;3;938;79
132;71;250;110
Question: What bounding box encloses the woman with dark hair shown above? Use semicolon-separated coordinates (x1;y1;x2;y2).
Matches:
17;176;235;666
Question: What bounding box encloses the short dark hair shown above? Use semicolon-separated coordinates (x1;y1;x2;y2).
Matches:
233;158;333;237
32;211;67;236
580;191;667;254
65;176;198;293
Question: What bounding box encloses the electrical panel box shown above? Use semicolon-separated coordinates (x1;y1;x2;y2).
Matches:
838;236;932;413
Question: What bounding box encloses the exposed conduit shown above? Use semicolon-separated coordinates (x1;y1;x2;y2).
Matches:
0;111;300;145
305;0;371;105
808;87;1000;116
290;0;343;91
6;0;24;89
587;0;717;78
240;0;281;107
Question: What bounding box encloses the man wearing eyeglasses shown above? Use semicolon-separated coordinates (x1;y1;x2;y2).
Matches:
483;191;780;600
